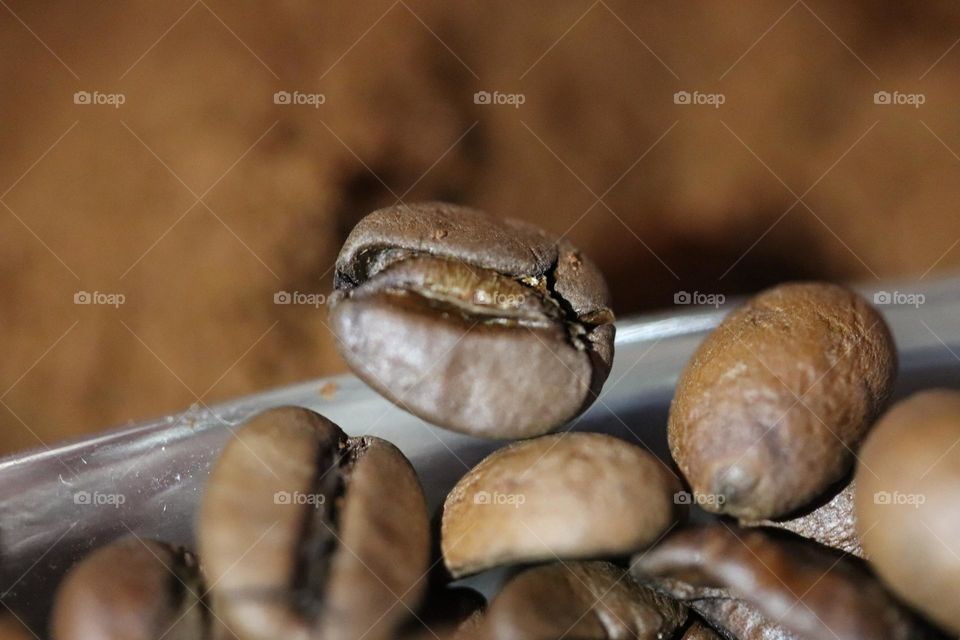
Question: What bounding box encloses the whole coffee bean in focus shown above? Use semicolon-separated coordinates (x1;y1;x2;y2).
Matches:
329;202;615;439
441;432;683;577
669;282;896;520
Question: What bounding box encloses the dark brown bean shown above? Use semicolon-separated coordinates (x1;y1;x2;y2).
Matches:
51;536;208;640
855;389;960;634
669;282;896;520
198;406;430;640
398;587;486;640
679;598;798;640
0;611;33;640
479;561;687;640
630;525;940;640
329;202;615;439
441;432;684;578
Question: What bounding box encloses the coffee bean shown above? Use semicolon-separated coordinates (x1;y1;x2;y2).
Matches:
0;611;34;640
675;598;794;640
198;407;430;640
398;587;485;640
669;282;896;520
855;389;960;634
329;202;615;439
741;479;861;556
681;620;722;639
441;432;683;577
51;536;208;640
479;561;686;640
631;525;940;640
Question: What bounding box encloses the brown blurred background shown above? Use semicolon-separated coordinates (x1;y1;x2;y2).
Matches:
1;0;959;456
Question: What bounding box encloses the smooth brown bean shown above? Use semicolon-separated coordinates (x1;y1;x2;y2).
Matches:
480;561;687;640
630;525;940;640
51;537;208;640
855;389;960;634
442;432;684;578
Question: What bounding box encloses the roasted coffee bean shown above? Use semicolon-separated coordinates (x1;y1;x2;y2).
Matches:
198;407;430;640
855;389;960;634
669;282;896;520
0;612;32;640
51;536;208;640
442;432;683;578
741;480;861;556
631;525;941;640
399;587;485;640
479;561;686;640
677;598;797;640
329;202;615;439
681;620;722;640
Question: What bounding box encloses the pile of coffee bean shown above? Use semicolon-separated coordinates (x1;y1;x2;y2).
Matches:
46;203;959;640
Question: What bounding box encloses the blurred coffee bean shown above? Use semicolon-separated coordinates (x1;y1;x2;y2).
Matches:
669;282;896;520
741;480;861;556
399;587;485;640
479;561;686;640
678;598;798;640
0;611;33;640
855;389;960;634
681;620;722;640
51;536;208;640
198;407;429;640
329;202;615;439
441;432;683;577
630;525;942;640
